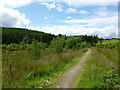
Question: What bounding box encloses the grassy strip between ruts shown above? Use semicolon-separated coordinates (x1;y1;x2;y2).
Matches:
75;47;120;88
2;48;88;88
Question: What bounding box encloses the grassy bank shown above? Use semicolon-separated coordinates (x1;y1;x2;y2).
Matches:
76;47;120;88
97;39;119;49
2;48;87;88
102;39;118;45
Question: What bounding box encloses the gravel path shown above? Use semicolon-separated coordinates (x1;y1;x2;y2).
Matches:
53;49;91;88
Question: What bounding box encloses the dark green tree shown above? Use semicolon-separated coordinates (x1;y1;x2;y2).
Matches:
51;36;65;54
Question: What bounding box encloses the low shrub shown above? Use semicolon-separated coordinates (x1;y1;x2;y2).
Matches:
6;43;19;51
2;44;7;49
97;44;116;49
100;69;120;88
50;37;65;54
19;41;27;50
81;42;91;48
28;41;47;58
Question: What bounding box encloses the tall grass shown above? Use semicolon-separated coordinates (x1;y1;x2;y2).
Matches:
2;48;87;88
0;48;2;89
96;48;118;67
76;47;120;88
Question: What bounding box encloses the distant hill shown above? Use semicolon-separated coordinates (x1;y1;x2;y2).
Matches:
2;27;56;45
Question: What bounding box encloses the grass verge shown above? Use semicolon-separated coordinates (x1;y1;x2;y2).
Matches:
76;47;120;88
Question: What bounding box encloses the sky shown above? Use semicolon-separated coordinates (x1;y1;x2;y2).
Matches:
0;0;119;38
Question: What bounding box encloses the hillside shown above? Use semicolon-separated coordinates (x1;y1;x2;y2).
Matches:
2;27;56;45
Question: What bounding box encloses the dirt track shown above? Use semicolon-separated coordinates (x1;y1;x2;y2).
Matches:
53;49;91;88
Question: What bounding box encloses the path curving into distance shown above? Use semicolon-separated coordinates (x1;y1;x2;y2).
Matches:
53;49;91;88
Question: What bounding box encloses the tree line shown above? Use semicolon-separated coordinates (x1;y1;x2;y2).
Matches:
2;27;101;57
2;27;56;45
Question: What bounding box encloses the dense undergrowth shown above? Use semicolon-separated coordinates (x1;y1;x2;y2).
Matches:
2;48;87;88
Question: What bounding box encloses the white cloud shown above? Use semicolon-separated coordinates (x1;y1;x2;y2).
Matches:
79;10;89;14
63;16;118;26
0;0;33;8
0;0;118;8
44;16;48;20
65;8;77;13
63;0;119;7
56;4;63;12
66;16;72;19
40;3;56;10
93;6;111;17
40;2;63;12
0;5;30;27
99;6;108;11
27;25;118;38
40;3;79;14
